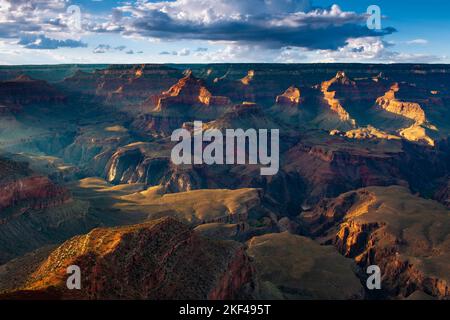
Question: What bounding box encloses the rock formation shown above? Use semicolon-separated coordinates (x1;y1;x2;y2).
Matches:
0;75;65;112
331;126;400;141
300;186;450;299
320;72;357;127
0;157;70;212
154;71;231;111
276;86;301;106
376;83;427;125
240;70;255;85
0;157;90;264
1;217;255;300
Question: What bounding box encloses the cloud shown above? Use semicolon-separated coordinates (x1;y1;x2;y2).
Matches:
179;48;190;56
93;44;133;54
312;37;442;63
159;48;190;56
18;35;87;49
111;1;395;50
406;39;428;45
0;0;71;38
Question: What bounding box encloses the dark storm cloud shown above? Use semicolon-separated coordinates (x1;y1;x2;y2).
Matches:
114;2;395;50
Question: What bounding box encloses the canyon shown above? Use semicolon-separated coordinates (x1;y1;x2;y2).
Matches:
0;63;449;300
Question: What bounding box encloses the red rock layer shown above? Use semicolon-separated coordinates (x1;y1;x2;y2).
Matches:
0;176;70;212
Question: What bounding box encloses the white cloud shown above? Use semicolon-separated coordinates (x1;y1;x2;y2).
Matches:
312;37;442;63
406;39;428;45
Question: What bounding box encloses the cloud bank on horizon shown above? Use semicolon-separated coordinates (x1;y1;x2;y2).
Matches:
0;0;448;64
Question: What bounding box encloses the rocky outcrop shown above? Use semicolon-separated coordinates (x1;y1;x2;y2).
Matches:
247;232;364;299
320;72;356;127
331;126;400;141
276;86;301;106
374;83;436;147
3;217;255;300
104;144;174;187
300;186;450;299
154;72;231;112
399;124;435;147
240;70;255;85
376;83;427;125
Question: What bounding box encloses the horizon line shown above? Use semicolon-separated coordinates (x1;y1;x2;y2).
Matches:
1;62;450;67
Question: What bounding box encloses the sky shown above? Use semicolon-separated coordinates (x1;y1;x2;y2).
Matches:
0;0;449;65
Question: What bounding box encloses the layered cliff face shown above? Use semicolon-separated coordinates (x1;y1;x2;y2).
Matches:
283;132;407;206
63;125;133;175
319;72;357;129
61;65;184;106
0;75;65;113
376;83;427;125
247;232;364;299
0;157;69;212
153;72;231;112
374;83;436;146
205;103;280;130
132;72;232;137
2;217;255;300
0;157;91;264
300;186;450;299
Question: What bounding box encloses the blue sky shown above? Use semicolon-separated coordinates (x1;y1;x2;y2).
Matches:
0;0;449;64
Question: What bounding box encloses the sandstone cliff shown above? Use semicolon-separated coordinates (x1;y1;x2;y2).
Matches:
320;72;357;127
276;86;301;107
154;71;231;112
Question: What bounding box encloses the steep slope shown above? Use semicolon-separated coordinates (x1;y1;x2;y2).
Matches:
376;83;427;125
205;103;281;130
133;72;232;137
1;217;255;300
153;71;231;112
318;71;357;129
300;186;450;299
275;86;301;107
375;83;436;146
0;75;65;113
0;157;91;264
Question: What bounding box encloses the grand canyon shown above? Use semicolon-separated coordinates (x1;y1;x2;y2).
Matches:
0;63;449;300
